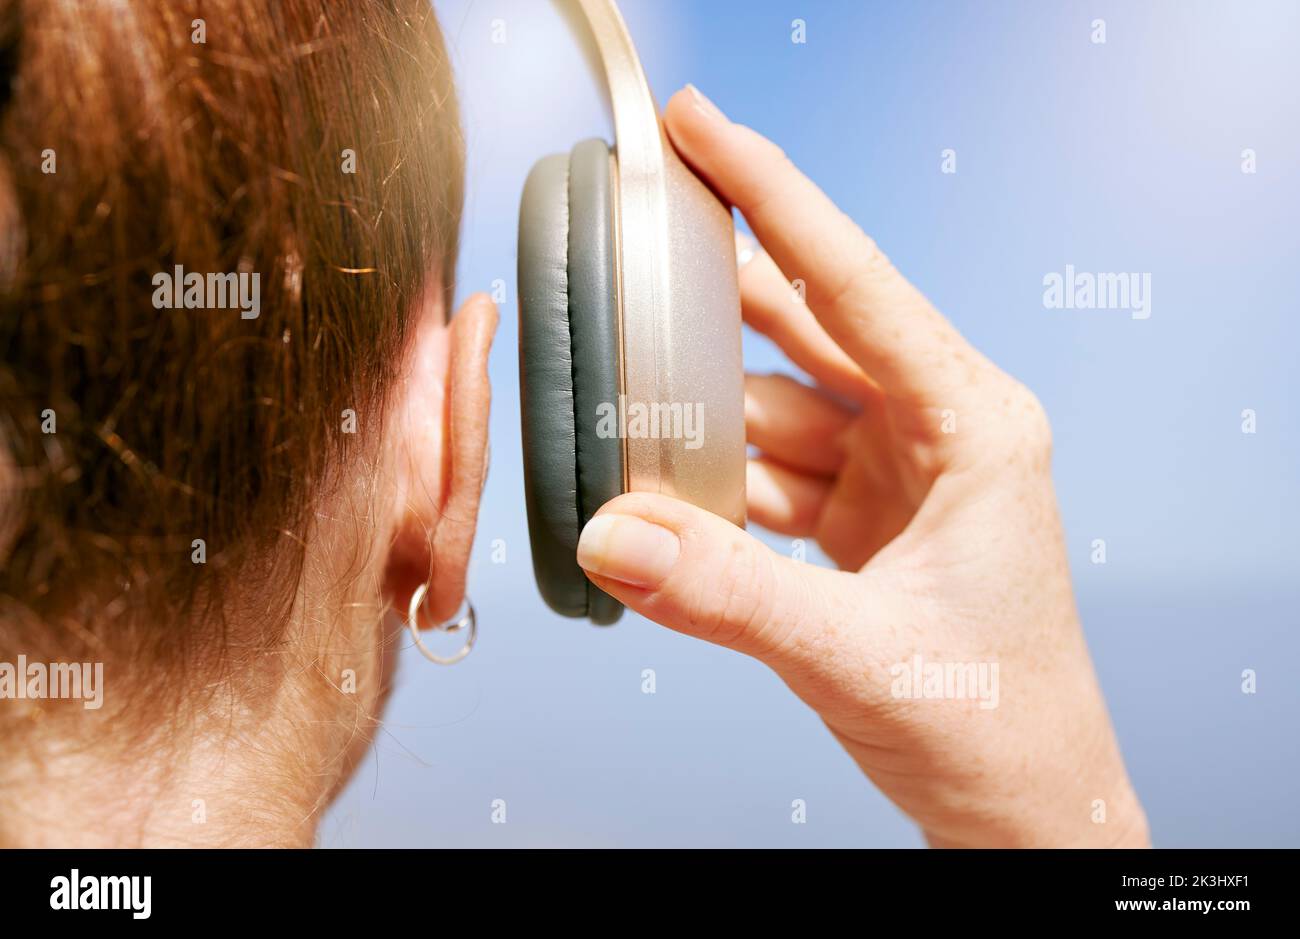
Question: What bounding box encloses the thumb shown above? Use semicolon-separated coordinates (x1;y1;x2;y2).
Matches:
576;492;862;672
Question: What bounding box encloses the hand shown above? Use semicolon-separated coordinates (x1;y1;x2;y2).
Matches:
575;85;1149;848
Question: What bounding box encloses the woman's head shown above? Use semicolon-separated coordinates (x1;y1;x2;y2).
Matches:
0;0;494;844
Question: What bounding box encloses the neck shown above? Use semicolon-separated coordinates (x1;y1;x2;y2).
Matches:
0;710;332;847
0;487;399;848
0;617;393;848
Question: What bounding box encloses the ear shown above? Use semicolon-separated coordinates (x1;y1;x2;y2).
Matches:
383;290;497;627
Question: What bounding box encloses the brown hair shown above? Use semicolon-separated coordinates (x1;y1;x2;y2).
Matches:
0;1;463;675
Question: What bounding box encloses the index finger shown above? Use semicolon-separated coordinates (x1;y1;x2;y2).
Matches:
665;85;985;407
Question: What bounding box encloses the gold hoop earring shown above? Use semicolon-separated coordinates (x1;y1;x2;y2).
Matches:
406;583;476;666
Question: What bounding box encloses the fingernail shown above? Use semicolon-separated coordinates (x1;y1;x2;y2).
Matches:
745;460;791;517
577;514;680;588
685;83;727;122
734;230;760;270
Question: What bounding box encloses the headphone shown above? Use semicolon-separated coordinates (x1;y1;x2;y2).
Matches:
517;0;746;624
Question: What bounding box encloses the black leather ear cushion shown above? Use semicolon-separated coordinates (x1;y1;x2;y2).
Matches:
518;139;623;624
566;139;624;625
